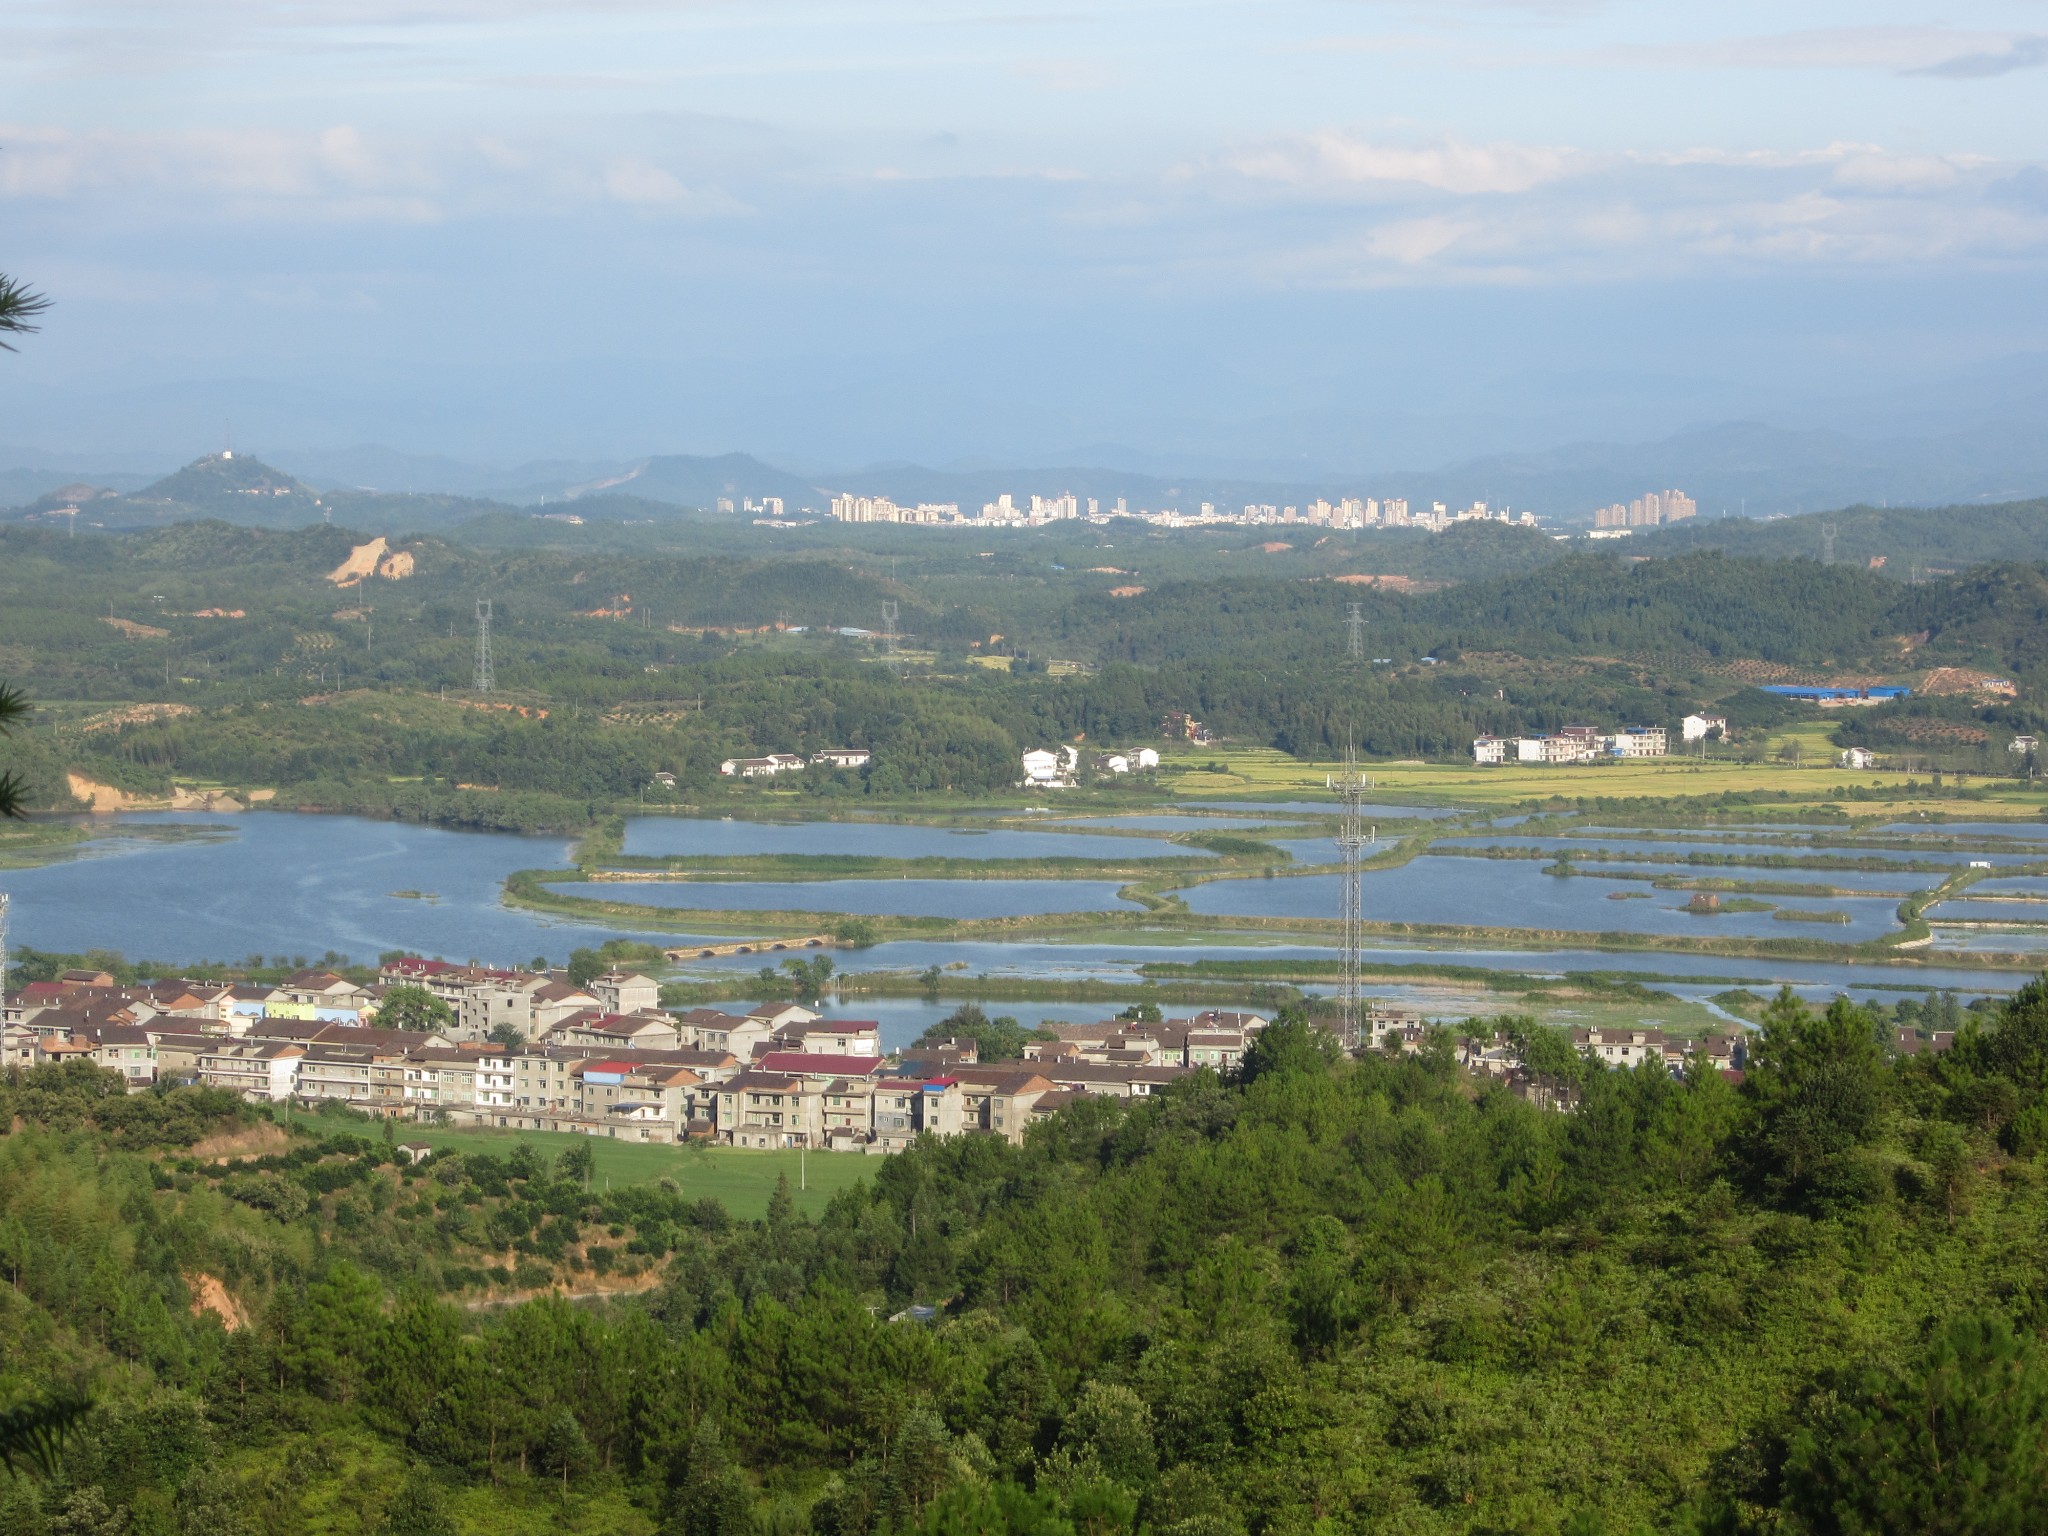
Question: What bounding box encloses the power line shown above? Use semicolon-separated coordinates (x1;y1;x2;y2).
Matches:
1327;739;1374;1052
474;598;494;693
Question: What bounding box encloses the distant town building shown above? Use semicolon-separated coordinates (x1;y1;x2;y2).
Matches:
828;494;958;524
745;484;1521;534
1593;489;1697;529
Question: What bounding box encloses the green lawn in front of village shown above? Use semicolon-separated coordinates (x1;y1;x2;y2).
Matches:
288;1111;877;1217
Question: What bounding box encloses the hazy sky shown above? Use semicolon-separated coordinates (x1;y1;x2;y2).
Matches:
5;0;2047;469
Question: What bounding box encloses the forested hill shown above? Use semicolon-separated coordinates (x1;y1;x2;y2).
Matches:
1639;496;2048;573
7;988;2048;1532
5;520;2048;816
1076;552;1912;668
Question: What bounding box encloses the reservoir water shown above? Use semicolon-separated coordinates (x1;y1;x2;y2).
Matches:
1179;862;1906;940
3;812;2040;1001
620;818;1213;860
1434;834;2043;868
1;813;698;966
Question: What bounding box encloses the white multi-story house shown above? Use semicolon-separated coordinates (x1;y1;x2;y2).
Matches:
1605;726;1668;757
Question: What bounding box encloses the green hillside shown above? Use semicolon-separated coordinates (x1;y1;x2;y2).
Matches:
6;987;2048;1532
1640;497;2048;574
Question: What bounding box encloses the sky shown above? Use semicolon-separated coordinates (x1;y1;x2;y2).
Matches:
4;0;2048;474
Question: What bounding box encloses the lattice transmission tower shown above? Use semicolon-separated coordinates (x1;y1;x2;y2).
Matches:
1327;741;1374;1051
880;601;900;662
1820;522;1839;566
474;598;494;693
1346;601;1364;661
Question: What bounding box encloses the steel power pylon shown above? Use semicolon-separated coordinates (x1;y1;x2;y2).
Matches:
1820;522;1839;565
880;600;900;662
1328;740;1374;1050
1346;601;1364;660
474;598;494;693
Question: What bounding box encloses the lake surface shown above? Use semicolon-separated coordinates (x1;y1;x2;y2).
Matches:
552;878;1144;918
1926;899;2048;923
1436;834;2042;868
1421;855;1929;893
1876;821;2048;841
1178;800;1463;819
1968;878;2048;897
1041;814;1298;832
1926;927;2048;953
620;817;1210;860
1;812;699;967
1180;862;1905;940
678;933;2035;1004
7;810;2041;993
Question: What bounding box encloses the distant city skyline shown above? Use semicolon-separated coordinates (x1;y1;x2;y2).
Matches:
823;490;1540;533
2;2;2046;473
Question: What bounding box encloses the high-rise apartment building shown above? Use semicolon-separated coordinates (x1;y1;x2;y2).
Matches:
1593;489;1696;530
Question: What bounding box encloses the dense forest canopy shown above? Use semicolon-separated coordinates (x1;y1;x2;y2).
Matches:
6;984;2048;1532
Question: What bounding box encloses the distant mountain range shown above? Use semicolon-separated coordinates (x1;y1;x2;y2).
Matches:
7;414;2046;535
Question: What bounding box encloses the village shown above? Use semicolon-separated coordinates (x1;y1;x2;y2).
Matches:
0;954;1804;1150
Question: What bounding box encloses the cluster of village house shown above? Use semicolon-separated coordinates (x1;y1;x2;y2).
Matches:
4;952;1939;1143
1471;723;1673;765
0;959;1283;1150
1020;745;1161;787
716;748;871;780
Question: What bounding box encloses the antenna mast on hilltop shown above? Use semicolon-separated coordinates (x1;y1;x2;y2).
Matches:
474;598;494;693
1820;522;1839;566
1328;739;1374;1051
1346;601;1365;661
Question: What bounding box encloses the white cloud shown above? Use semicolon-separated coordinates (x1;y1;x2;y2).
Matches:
1829;153;1962;194
1907;34;2048;79
1601;26;2048;78
604;158;690;204
0;121;435;205
0;121;751;222
1152;128;2048;290
1362;215;1478;265
1218;133;1582;195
